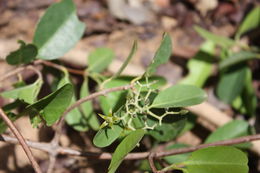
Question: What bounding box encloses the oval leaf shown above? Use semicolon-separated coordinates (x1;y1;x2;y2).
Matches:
33;0;85;60
217;64;247;104
219;51;260;70
205;120;251;148
150;85;207;108
88;48;115;73
25;84;73;126
93;124;123;148
145;33;172;77
183;146;248;173
108;129;145;173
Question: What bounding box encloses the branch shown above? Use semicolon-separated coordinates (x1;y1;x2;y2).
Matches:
0;109;42;173
1;133;260;160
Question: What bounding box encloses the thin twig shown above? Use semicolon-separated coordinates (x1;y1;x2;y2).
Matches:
34;60;85;75
1;133;260;160
0;109;42;173
149;152;158;173
47;156;57;173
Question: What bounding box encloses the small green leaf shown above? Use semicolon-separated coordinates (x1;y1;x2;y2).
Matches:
217;64;247;104
163;143;190;164
25;84;73;126
80;78;100;130
33;0;85;60
150;85;207;108
1;79;42;104
183;146;248;173
6;40;38;65
88;48;115;73
236;6;260;38
194;26;236;48
108;129;145;173
0;112;18;134
145;33;172;77
219;51;260;70
180;41;215;87
205;120;252;148
93;124;123;148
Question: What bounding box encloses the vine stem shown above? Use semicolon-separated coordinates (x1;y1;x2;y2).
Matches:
1;133;260;160
0;108;42;173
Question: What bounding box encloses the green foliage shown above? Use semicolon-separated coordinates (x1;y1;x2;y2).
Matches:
183;146;248;173
25;84;73;126
194;26;236;48
6;40;37;65
205;120;252;148
145;33;172;77
216;64;247;104
180;41;215;87
236;6;260;39
88;48;115;73
33;0;85;60
219;51;260;70
108;129;145;173
93;124;123;148
1;78;42;104
150;84;206;108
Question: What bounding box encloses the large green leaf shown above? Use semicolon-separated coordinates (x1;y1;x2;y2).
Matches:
1;78;42;104
150;85;206;108
33;0;85;60
217;64;247;104
93;124;123;148
183;146;248;173
108;129;145;173
236;6;260;38
205;120;251;148
6;40;38;65
180;41;215;87
219;51;260;70
88;48;115;73
145;33;172;77
194;26;236;48
25;84;73;126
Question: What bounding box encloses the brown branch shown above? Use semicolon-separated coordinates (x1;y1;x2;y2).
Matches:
34;60;85;75
1;133;260;160
149;153;159;173
0;109;42;173
0;65;42;82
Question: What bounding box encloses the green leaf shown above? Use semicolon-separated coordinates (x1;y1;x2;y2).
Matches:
241;68;257;117
6;40;38;65
145;33;172;77
25;84;73;126
219;51;260;70
163;143;190;164
113;40;137;78
194;26;236;48
205;120;251;148
33;0;85;60
93;124;123;148
148;115;186;141
150;84;207;108
236;6;260;38
108;129;145;173
88;48;115;73
217;64;247;104
183;146;248;173
180;41;215;87
1;78;42;104
0;112;18;134
80;78;100;130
